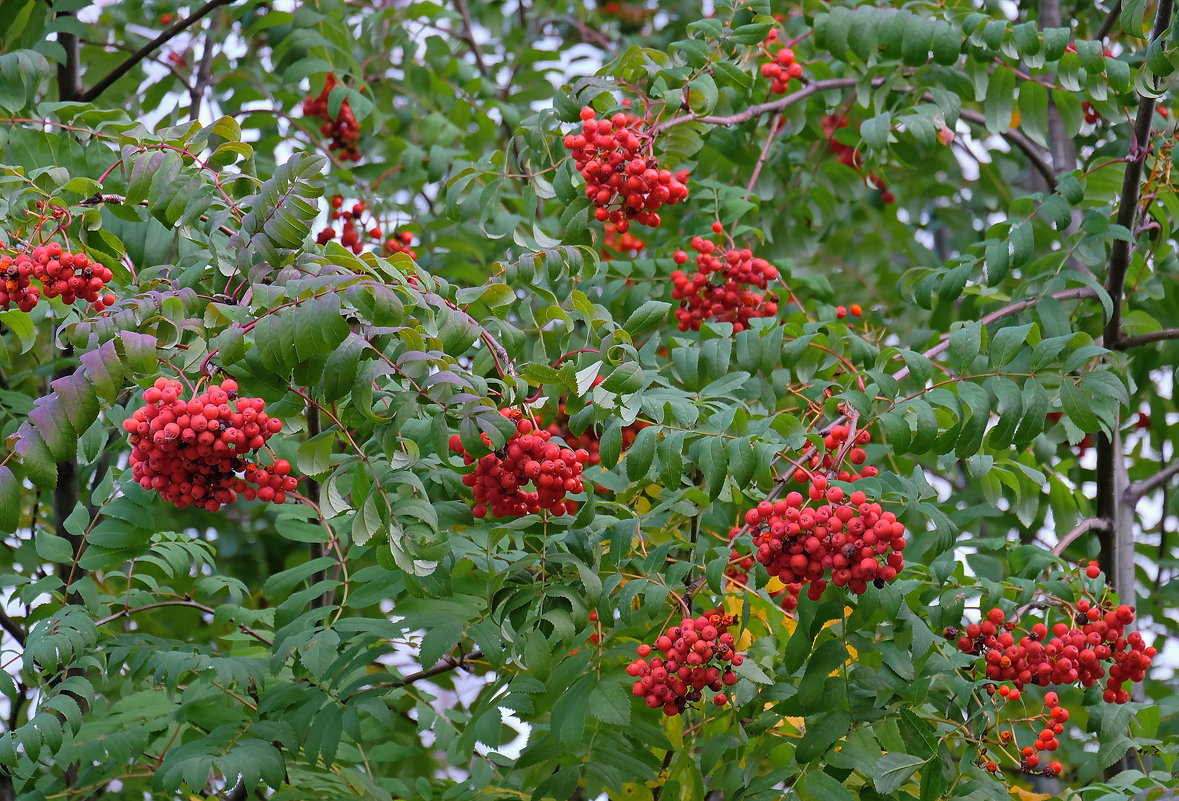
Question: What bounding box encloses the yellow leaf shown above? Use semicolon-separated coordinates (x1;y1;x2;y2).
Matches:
619;783;654;801
666;711;684;750
1010;788;1052;801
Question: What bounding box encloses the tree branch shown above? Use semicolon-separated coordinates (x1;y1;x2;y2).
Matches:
1096;1;1123;39
1097;0;1173;591
347;649;485;698
95;599;274;646
892;286;1098;382
1103;0;1171;350
78;0;236;103
306;403;333;610
1051;517;1111;556
650;77;872;137
55;10;81;101
957;108;1057;188
1128;460;1179;503
0;609;25;645
188;30;218;122
1116;327;1179;348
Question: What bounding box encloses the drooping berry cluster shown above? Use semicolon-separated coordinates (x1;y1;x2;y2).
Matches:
122;378;294;511
670;223;780;333
302;73;362;162
316;196;418;258
743;481;906;605
449;409;591;518
627;611;743;716
822;115;895;204
759;32;803;94
954;604;1155;702
0;245;115;313
997;689;1071;775
564;106;689;230
383;229;418;259
602;221;645;259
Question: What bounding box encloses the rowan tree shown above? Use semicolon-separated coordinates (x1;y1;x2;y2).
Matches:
0;0;1176;799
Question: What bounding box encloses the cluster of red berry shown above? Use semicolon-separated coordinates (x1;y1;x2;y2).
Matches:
792;424;879;483
316;196;417;258
602;221;645;259
743;481;906;603
670;223;780;333
564;106;689;230
302;73;362;162
835;304;862;320
997;689;1071;775
449;409;591;518
122;378;292;511
822;115;895;204
627;611;743;716
954;603;1154;703
241;459;298;504
0;245;115;313
759;32;803;94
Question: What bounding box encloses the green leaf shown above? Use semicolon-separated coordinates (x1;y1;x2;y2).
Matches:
873;752;926;793
800;770;855;801
989;323;1035;368
796;710;850;763
984;66;1016;132
658;429;685;489
0;466;20;533
588;681;630;726
698;436;728;500
860;112;892;150
1017;81;1049;147
623;301;672;336
901;13;933;66
601;362;644;394
947;322;982;373
930;20;961;66
625;425;657;482
35;531;74;563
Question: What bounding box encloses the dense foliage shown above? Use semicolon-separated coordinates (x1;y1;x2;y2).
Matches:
0;0;1177;799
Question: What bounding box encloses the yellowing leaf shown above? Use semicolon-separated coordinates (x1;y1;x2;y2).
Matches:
1010;788;1052;801
619;783;654;801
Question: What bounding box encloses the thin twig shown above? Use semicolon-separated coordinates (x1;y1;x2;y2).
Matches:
348;649;484;698
650;77;873;137
78;0;236;103
745;116;781;199
188;28;218;121
95;599;274;646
